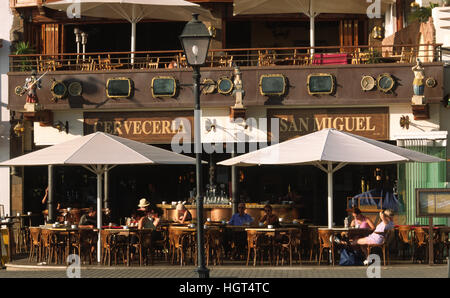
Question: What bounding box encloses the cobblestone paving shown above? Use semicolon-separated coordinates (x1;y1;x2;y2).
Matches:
0;264;447;278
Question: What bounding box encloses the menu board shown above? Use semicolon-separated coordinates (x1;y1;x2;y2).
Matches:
416;188;450;217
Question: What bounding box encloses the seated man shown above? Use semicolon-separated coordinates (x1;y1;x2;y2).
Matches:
228;203;253;226
79;207;97;226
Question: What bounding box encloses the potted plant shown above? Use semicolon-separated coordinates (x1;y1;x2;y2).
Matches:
13;41;35;71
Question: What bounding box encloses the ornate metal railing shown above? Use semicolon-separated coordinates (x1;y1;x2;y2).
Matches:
9;44;442;73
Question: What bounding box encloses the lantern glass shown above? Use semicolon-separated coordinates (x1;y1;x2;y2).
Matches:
179;14;211;66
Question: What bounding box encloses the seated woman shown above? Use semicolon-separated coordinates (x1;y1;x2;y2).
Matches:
259;204;279;226
174;203;192;224
350;207;375;230
349;209;395;264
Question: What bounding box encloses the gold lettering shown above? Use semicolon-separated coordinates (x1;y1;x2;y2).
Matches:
332;117;344;130
279;118;288;132
355;117;365;131
299;118;309;132
152;121;161;134
133;121;142;134
93;121;100;132
142;121;152;134
345;117;355;131
314;118;327;131
162;120;172;134
104;121;113;133
366;117;376;131
124;121;133;135
113;121;123;135
326;117;332;129
288;119;298;131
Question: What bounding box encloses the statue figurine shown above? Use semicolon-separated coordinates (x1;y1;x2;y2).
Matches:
23;70;42;104
232;65;245;109
412;58;425;96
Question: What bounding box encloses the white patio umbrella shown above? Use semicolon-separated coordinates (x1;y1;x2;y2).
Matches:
0;132;198;263
44;0;216;62
233;0;395;53
218;128;443;228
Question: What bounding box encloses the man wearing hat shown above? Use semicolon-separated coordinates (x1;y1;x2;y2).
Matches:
137;198;151;212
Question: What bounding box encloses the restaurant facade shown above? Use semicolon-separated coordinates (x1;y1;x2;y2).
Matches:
3;0;450;226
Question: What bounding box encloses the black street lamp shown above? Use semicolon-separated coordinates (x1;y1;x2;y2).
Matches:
179;13;211;279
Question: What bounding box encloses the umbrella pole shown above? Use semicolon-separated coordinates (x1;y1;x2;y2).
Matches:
310;14;315;56
309;0;315;56
96;170;103;264
131;21;136;65
327;162;333;229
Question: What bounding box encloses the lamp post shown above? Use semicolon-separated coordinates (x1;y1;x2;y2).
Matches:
74;28;81;55
179;13;211;279
81;32;88;61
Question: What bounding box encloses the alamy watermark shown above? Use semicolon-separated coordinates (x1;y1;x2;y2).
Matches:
66;254;81;278
67;0;81;19
366;254;381;278
367;0;382;19
170;113;280;154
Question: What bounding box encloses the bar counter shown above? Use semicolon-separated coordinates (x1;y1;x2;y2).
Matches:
156;203;301;222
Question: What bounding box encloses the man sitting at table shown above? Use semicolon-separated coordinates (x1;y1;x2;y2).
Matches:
79;207;96;226
228;203;253;226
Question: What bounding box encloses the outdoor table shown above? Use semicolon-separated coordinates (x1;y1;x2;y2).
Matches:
103;228;154;266
245;227;298;265
103;228;135;266
318;227;372;240
47;227;80;264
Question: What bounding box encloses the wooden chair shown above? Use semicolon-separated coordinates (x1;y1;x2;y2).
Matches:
219;55;233;67
139;229;154;265
293;49;310;66
28;227;41;262
291;228;303;264
258;50;276;66
39;229;56;264
100;230;114;266
36;56;56;72
71;229;97;265
98;54;112;70
318;229;335;265
275;229;296;266
205;228;224;266
397;226;413;261
360;229;395;266
79;56;97;71
168;228;188;266
308;227;319;262
246;230;259;266
246;230;273;266
139;55;159;69
399;46;414;63
413;227;428;263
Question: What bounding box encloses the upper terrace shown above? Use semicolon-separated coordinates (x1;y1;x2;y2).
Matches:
9;43;442;72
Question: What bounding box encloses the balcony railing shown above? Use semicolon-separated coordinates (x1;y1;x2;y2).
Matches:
9;44;442;73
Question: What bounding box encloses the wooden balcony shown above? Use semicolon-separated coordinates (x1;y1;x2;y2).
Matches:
9;44;442;73
10;0;59;8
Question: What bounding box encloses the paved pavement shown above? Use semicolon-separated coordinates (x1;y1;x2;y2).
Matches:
1;263;448;278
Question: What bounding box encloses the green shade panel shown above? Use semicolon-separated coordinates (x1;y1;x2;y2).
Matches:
397;142;447;225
